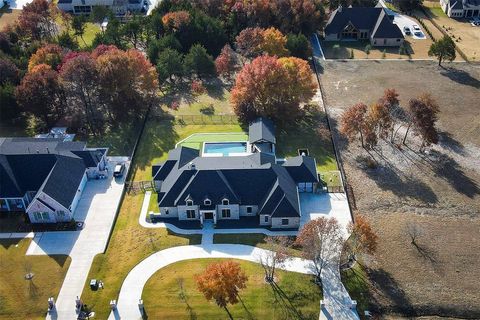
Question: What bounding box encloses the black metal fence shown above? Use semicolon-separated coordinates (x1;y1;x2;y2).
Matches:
152;113;239;125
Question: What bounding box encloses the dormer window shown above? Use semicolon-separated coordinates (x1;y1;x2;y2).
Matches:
222;199;229;205
186;200;193;206
204;199;211;206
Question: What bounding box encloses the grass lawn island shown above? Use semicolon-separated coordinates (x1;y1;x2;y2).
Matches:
0;128;108;223
151;118;319;229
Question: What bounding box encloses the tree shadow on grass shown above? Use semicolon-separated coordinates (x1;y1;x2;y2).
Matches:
130;118;178;178
439;67;480;89
177;277;197;320
276;108;337;170
367;268;416;316
203;78;226;101
365;164;438;203
430;151;480;198
438;131;466;156
269;282;311;320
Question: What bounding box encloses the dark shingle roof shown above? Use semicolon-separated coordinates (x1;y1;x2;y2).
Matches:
283;156;318;183
325;7;404;39
40;156;86;209
72;149;106;168
325;7;383;34
371;10;404;38
249;118;276;144
155;146;312;218
0;137;103;209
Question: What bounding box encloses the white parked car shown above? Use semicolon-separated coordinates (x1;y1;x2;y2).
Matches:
412;24;421;31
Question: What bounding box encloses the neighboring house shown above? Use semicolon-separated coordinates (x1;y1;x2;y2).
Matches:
57;0;144;15
324;6;405;47
151;118;319;229
0;137;108;223
440;0;480;17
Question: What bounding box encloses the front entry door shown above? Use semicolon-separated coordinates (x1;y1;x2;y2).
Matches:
204;211;214;220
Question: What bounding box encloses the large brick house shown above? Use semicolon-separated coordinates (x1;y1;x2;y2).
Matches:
151;118;319;229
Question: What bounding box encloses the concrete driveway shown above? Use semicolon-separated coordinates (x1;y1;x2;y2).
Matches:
26;158;129;320
379;0;427;39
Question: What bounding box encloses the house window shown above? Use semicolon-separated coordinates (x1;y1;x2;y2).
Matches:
34;212;49;221
281;218;289;226
222;199;229;205
165;209;169;215
186;200;193;206
264;216;269;223
186;209;195;219
246;206;253;214
204;199;211;206
384;39;387;45
221;209;231;218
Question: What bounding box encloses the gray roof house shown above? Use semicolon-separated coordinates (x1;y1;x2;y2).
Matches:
324;6;404;47
440;0;480;17
0;137;107;224
151;118;319;229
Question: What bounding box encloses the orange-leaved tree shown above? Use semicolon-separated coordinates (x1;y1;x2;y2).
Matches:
340;103;368;148
259;27;289;57
28;44;64;72
345;214;378;263
195;260;248;318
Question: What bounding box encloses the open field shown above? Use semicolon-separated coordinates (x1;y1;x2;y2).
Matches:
319;60;480;318
142;258;322;320
423;3;480;61
0;239;71;320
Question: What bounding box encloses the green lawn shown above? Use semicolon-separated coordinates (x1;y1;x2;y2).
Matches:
0;239;71;320
76;22;101;48
213;234;303;258
341;263;371;317
161;78;233;116
142;258;322;320
176;132;248;152
79;121;142;156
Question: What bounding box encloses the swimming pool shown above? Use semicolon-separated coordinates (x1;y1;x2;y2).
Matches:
203;142;248;156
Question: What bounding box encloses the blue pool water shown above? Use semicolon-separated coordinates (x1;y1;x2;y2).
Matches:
203;142;247;156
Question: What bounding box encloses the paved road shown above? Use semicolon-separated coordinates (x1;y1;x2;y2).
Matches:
26;160;128;320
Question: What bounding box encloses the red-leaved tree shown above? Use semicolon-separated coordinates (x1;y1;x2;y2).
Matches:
231;55;315;126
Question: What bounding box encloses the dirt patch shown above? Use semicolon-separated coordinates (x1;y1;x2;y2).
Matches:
322;37;434;60
423;4;480;61
319;60;480;318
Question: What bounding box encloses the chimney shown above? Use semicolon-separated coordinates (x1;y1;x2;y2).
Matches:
338;5;342;12
189;162;196;170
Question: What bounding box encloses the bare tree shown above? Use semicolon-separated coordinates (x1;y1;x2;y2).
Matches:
259;236;291;283
295;218;344;285
405;221;424;247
